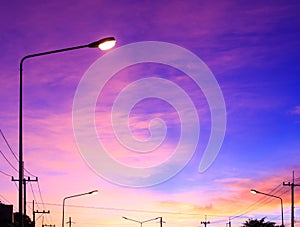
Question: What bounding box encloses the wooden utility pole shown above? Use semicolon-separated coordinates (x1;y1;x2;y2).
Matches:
283;171;300;227
201;215;210;227
66;217;74;227
32;200;50;227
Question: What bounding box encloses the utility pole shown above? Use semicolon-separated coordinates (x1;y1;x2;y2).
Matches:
12;176;38;218
226;217;231;227
283;171;300;227
32;200;50;227
201;215;210;227
66;217;74;227
158;217;165;227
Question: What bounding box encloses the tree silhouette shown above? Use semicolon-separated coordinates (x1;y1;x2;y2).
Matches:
12;213;33;227
242;217;278;227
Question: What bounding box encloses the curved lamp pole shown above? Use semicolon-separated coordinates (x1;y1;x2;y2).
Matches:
122;216;162;227
250;189;284;227
18;37;116;227
62;190;98;227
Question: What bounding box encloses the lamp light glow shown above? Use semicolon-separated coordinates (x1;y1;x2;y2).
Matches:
90;190;98;195
87;37;116;50
87;37;117;50
98;39;116;50
250;189;258;194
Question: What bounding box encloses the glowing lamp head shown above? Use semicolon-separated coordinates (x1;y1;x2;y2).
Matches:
89;190;99;195
98;39;116;50
88;37;116;50
250;189;258;194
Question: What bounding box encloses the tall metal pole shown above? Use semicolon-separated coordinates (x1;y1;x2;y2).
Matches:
18;37;115;227
19;62;24;227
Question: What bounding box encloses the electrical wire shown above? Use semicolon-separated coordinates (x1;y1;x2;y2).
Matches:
13;181;19;190
30;182;40;210
0;129;52;223
0;149;18;172
0;128;37;178
37;181;54;223
0;129;18;161
0;193;11;204
1;127;299;226
0;169;12;177
231;182;287;220
230;175;300;224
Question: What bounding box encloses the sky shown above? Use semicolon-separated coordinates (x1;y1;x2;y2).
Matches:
0;0;300;226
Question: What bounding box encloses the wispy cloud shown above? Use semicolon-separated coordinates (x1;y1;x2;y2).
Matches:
291;106;300;115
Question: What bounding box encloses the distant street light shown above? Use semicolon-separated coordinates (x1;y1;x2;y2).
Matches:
122;216;162;227
18;36;116;227
250;189;284;227
62;190;98;227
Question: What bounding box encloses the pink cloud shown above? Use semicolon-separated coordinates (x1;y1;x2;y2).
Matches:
291;106;300;115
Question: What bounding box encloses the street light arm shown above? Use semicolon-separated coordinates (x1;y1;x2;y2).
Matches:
122;217;142;224
141;217;160;224
20;36;116;64
251;189;282;200
62;190;98;227
250;189;284;227
63;190;97;201
20;43;89;66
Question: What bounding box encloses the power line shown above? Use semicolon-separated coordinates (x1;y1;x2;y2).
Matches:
30;182;41;210
0;129;18;161
0;129;50;223
0;149;18;172
231;181;288;220
0;193;12;204
13;181;19;190
0;169;12;177
0;128;37;178
230;174;300;223
36;181;53;224
38;202;216;216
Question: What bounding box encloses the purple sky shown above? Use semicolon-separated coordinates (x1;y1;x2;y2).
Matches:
1;1;300;227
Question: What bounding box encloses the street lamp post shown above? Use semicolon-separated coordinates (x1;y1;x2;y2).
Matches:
250;189;284;227
18;37;116;227
122;216;162;227
62;190;98;227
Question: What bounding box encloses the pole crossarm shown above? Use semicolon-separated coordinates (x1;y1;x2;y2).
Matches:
34;210;50;214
